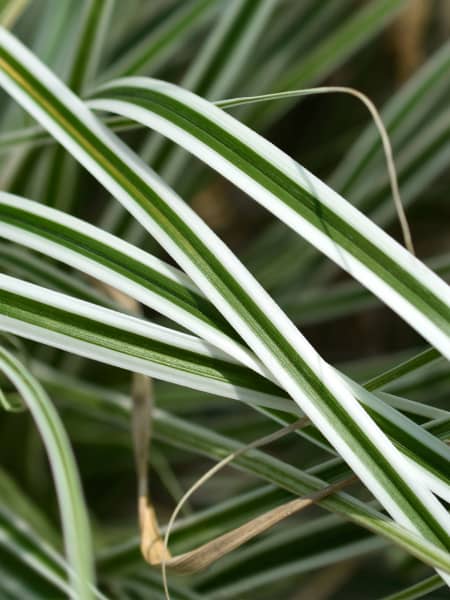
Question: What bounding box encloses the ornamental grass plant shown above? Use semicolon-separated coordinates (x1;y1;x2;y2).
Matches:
0;1;449;599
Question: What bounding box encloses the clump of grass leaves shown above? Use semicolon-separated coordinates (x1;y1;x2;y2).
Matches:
0;1;448;600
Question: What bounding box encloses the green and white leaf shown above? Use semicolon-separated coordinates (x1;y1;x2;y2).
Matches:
43;367;450;576
0;346;96;599
0;194;448;500
0;192;268;377
0;273;296;413
88;78;450;359
0;26;449;581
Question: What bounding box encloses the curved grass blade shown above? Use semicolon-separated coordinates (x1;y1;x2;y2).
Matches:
0;241;115;306
195;513;384;596
244;52;450;293
0;274;296;414
0;114;137;153
0;196;448;495
98;489;375;579
0;29;449;570
0;203;448;501
152;410;450;577
118;0;275;241
381;574;443;600
278;253;450;326
331;40;450;196
343;379;450;501
364;347;441;392
97;485;296;574
4;271;444;485
88;79;450;359
0;382;23;411
356;107;450;223
0;346;95;599
375;391;449;422
0;193;267;377
44;369;450;576
142;0;275;169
